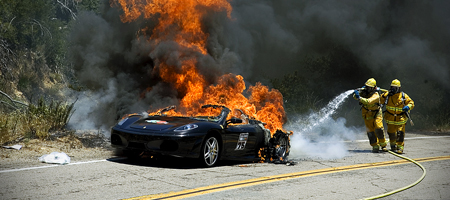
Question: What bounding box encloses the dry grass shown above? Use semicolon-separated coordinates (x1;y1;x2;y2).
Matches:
0;110;27;144
0;97;75;145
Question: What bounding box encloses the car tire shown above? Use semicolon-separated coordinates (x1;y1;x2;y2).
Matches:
271;131;290;161
200;135;220;167
276;135;290;159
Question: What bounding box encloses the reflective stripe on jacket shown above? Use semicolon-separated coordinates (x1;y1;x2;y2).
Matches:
357;91;382;120
380;92;414;125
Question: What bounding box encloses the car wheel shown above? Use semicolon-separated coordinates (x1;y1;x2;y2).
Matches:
200;135;220;167
271;131;290;161
276;136;290;159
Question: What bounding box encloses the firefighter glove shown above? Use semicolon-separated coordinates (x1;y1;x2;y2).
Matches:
402;106;410;112
354;90;360;99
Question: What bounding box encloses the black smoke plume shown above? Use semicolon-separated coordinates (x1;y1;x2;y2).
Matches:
67;0;450;133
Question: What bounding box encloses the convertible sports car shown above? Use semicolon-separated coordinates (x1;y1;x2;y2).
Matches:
111;104;291;167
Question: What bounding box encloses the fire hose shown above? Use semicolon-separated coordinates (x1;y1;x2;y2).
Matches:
362;150;427;200
354;87;388;93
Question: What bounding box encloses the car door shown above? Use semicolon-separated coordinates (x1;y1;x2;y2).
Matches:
222;124;258;159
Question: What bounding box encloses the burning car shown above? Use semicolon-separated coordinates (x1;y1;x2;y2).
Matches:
111;105;291;167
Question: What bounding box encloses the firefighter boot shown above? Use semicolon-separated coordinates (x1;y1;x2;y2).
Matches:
397;145;404;154
367;132;378;153
372;145;380;153
388;132;397;152
390;145;397;153
396;131;405;154
375;129;387;152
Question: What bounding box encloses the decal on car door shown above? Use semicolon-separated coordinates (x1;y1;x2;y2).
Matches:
235;133;249;150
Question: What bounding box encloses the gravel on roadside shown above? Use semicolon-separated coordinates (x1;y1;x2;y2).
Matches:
0;130;117;170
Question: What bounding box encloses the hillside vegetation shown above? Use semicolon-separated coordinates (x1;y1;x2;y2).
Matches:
1;0;449;146
0;0;98;144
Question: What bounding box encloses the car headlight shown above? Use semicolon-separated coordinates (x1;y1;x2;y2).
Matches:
117;118;128;126
174;124;198;132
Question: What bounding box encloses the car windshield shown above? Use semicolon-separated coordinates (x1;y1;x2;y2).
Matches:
154;105;226;122
191;115;220;122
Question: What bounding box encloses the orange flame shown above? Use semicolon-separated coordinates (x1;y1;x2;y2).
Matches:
115;0;231;54
113;0;286;133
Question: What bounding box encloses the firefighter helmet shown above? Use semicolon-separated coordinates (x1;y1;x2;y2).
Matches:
391;79;401;87
365;78;377;87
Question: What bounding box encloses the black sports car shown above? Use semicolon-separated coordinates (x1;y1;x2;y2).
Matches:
111;104;291;167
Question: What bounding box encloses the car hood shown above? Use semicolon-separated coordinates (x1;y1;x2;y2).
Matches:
129;116;200;131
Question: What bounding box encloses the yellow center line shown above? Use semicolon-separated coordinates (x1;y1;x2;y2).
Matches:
125;155;450;200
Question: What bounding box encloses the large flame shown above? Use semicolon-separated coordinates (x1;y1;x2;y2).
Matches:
114;0;286;133
116;0;231;54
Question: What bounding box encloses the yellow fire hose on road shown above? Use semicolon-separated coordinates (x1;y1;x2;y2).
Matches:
362;150;427;200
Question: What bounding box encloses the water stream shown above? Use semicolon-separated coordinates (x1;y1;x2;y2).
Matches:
286;90;360;159
297;89;354;133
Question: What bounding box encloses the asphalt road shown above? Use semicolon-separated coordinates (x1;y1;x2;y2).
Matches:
1;132;449;200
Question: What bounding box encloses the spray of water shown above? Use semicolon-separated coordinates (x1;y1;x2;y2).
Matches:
286;90;363;160
297;90;354;133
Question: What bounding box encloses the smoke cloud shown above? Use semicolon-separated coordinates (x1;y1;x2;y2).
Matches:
286;90;360;159
67;0;450;136
222;1;450;87
287;117;362;160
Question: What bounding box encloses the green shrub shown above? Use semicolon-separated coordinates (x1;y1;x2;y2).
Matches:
0;110;26;144
28;97;75;133
0;97;75;144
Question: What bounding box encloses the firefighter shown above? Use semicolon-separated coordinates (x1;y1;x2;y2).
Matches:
353;78;387;153
380;79;414;154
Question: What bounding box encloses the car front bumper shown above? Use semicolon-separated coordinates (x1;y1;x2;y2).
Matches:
111;127;204;158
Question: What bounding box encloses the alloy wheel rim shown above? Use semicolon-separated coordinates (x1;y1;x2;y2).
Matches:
204;137;218;165
278;137;288;158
